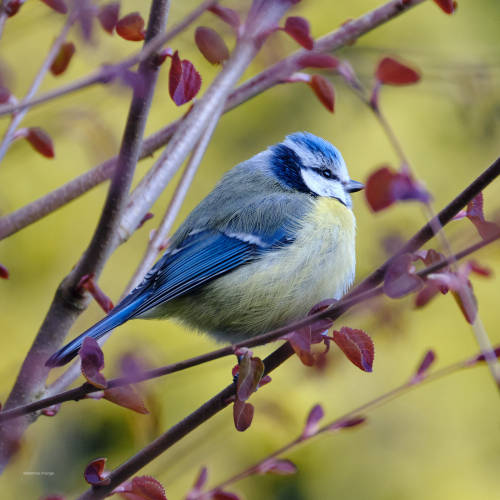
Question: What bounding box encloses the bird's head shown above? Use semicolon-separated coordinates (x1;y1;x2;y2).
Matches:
268;132;363;208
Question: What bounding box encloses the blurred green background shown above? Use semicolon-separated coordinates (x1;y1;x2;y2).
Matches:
1;0;500;498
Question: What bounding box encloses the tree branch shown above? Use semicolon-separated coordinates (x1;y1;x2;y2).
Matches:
200;347;496;498
124;101;225;295
0;11;75;166
0;0;217;118
0;0;171;471
0;0;428;240
2;186;498;425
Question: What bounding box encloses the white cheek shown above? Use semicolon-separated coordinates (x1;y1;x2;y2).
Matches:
300;169;347;202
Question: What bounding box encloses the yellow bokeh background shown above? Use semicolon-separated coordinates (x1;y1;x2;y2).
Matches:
1;0;500;498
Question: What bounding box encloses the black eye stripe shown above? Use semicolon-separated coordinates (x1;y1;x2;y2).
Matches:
311;167;339;181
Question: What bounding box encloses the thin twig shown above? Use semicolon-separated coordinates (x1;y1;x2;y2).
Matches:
40;0;289;410
200;351;489;498
0;0;218;118
0;11;75;165
0;0;171;471
0;10;7;41
124;100;225;295
0;0;428;240
370;95;500;386
2;224;499;424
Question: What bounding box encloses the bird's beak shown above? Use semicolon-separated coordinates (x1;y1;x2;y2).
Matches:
346;180;364;193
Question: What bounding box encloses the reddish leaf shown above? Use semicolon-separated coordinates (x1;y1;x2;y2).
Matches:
286;319;331;367
4;0;23;17
168;51;202;106
40;496;65;500
365;165;429;212
116;12;145;41
411;350;436;382
285;300;333;366
413;249;445;267
328;415;366;431
466;260;492;277
208;5;240;29
375;57;420;85
384;254;424;299
0;264;9;279
302;404;324;438
309;75;334;112
129;476;167;500
433;0;457;14
332;327;374;372
195;26;229;65
25;127;55;158
103;385;149;414
417;262;486;324
256;459;297;475
233;399;254;432
452;288;477;324
84;458;108;485
98;2;120;34
50;42;75;76
40;0;67;14
42;403;61;417
0;86;11;104
78;273;114;313
297;53;339;69
458;193;500;240
283;16;314;50
258;375;272;388
236;354;264;401
365;167;393;211
415;282;441;308
80;337;107;389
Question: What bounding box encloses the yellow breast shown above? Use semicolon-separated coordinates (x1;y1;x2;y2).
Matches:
205;197;357;339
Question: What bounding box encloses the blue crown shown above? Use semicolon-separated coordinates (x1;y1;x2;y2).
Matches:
286;132;341;164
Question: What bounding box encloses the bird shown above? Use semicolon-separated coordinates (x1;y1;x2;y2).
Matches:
46;132;364;367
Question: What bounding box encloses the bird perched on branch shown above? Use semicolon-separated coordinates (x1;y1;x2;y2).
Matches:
46;132;364;367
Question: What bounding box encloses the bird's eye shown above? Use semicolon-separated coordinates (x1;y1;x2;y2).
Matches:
321;169;332;179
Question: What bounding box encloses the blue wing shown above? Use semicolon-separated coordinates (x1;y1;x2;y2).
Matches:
46;228;293;367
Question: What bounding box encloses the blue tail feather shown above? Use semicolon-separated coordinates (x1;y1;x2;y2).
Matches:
45;299;143;367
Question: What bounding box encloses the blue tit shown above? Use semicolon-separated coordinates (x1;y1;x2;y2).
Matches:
46;132;364;367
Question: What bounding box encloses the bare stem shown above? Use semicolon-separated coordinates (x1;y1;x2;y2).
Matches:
0;12;75;166
200;352;487;498
0;10;7;41
0;0;428;240
124;100;225;295
2;226;499;424
0;0;217;118
371;98;500;387
0;0;171;471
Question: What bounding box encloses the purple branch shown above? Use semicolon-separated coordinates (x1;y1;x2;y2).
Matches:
0;11;75;166
200;347;493;498
0;0;428;240
0;0;217;118
124;101;225;294
2;194;499;425
352;156;500;296
0;0;171;471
